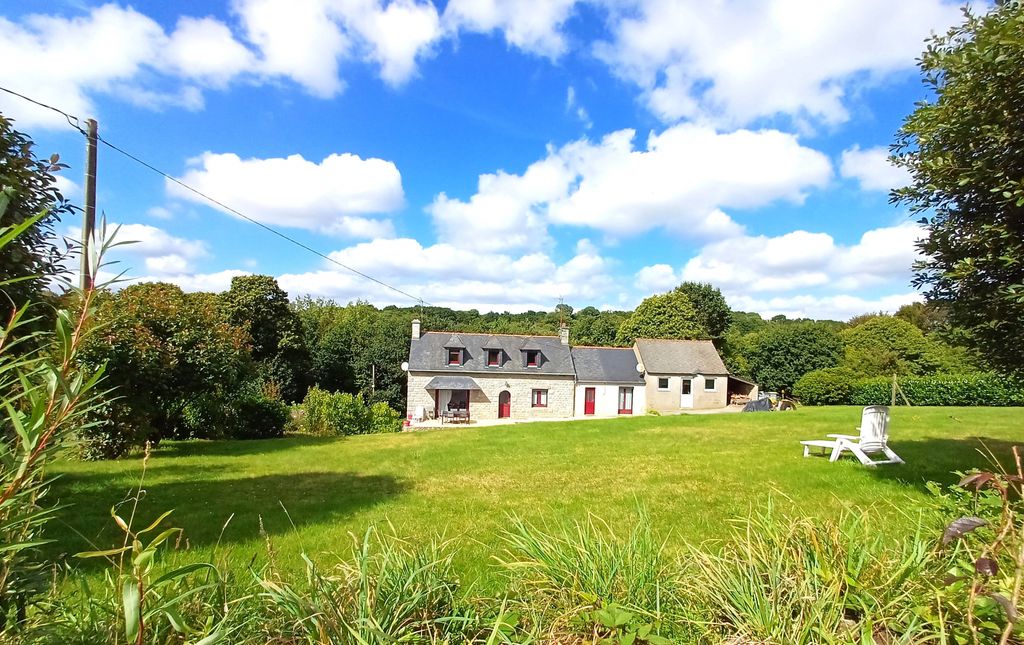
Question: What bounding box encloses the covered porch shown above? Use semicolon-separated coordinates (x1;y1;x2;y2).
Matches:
418;375;483;424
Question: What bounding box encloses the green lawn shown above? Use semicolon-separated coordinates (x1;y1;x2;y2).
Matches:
49;406;1022;587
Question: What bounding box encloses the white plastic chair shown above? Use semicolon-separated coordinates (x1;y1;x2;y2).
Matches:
413;405;425;422
801;405;904;466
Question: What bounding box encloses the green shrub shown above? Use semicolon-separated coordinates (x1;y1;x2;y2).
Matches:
793;367;859;405
228;393;289;440
850;373;1024;406
368;401;402;434
302;386;402;436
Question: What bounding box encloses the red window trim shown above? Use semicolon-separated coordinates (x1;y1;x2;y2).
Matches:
447;348;461;366
531;389;548;408
525;350;540;367
487;349;500;366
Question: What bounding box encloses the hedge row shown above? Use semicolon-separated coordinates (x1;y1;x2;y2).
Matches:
795;371;1024;406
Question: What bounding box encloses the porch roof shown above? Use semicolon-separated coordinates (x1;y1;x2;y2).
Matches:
424;375;482;390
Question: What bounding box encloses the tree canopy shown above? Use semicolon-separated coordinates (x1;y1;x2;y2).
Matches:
221;275;311;402
892;1;1024;374
615;290;704;344
0;115;72;319
745;322;844;392
674;282;732;340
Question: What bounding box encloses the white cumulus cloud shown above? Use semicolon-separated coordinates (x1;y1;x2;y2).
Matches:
840;145;912;192
594;0;962;126
429;123;831;249
168;151;404;237
443;0;577;58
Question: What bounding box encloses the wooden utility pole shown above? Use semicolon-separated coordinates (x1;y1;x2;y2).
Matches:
80;118;98;290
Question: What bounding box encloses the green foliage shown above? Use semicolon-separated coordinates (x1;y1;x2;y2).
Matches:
75;504;228;645
746;322;843;392
227;389;289;440
259;526;461;644
79;283;255;457
894;302;947;334
0;211;109;634
851;373;1024;406
686;501;934;644
892;1;1024;376
673;282;731;339
792;367;859;405
301;386;400;436
368;401;402;435
221;276;311;402
615;290;704;345
841;315;935;376
0;115;73;321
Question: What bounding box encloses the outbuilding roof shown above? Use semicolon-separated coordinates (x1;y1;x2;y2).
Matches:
409;332;574;376
570;347;645;384
634;338;728;375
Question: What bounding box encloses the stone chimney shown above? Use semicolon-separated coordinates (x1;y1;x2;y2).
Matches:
559;323;569;346
412;318;421;340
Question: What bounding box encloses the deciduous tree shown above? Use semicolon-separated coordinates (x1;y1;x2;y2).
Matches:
892;1;1024;374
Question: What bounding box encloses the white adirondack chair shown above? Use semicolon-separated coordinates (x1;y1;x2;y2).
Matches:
801;405;904;466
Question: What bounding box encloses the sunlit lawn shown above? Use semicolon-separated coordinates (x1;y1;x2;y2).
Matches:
49;406;1022;587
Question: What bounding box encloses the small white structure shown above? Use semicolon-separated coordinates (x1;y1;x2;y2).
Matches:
801;405;904;466
571;347;647;417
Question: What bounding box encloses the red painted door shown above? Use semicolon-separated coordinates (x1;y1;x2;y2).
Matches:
498;391;511;418
584;388;596;415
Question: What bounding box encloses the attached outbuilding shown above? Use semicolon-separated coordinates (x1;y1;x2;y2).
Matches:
570;346;647;417
634;339;730;411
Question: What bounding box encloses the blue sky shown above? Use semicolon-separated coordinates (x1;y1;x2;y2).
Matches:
1;0;968;319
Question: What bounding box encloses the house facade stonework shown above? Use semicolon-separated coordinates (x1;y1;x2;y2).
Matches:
404;321;738;423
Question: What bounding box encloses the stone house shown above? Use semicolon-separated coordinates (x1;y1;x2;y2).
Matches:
405;320;576;422
404;320;738;422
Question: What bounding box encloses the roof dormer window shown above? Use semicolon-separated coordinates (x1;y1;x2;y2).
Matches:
447;348;462;366
487;349;501;366
525;350;540;367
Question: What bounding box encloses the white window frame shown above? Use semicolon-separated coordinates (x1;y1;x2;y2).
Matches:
531;389;548;407
704;377;716;391
657;377;669;391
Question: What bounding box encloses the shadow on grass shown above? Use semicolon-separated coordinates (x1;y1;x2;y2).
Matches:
868;436;1022;491
49;471;409;564
145;435;338;459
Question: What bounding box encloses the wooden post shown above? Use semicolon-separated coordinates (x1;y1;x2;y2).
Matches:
80;118;98;290
891;373;897;407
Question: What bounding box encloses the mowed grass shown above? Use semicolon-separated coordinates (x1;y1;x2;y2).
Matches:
49;406;1022;587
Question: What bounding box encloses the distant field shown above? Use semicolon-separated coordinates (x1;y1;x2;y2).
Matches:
49;406;1023;587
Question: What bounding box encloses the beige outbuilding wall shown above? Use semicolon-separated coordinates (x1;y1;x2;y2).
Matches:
644;373;729;412
406;372;575;420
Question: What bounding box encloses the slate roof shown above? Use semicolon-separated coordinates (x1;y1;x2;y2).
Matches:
424;375;482;390
634;339;729;375
571;347;645;384
409;332;574;376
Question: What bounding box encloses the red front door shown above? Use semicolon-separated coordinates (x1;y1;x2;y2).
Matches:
584;388;596;415
498;391;511;418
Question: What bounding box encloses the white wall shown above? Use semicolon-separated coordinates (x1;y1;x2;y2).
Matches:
574;383;647;417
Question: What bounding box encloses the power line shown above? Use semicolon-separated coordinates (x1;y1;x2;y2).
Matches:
0;85;432;307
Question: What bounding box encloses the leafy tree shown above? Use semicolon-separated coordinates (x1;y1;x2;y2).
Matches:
746;322;844;392
674;282;732;339
892;1;1024;375
615;290;705;344
894;302;947;334
221;275;311;401
79;283;254;456
840;316;935;376
727;311;768;336
0;115;73;319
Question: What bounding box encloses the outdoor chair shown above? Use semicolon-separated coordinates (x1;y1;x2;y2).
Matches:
800;405;904;466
